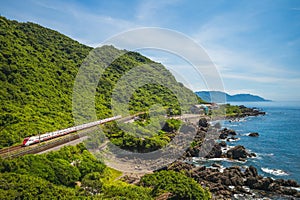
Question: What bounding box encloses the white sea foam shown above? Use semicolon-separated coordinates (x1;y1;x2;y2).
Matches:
242;186;250;193
291;187;300;192
261;167;289;176
193;156;247;164
206;157;247;164
254;153;274;160
207;158;228;161
261;153;274;157
240;133;250;136
192;157;207;162
242;133;253;136
226;159;247;164
227;138;240;142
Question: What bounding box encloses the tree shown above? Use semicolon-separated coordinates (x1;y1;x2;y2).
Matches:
81;172;103;195
51;159;81;186
140;170;211;200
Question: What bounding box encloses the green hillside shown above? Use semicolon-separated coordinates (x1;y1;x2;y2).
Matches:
0;144;210;199
0;16;92;147
0;16;201;148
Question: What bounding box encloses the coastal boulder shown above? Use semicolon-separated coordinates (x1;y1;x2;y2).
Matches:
227;136;239;142
244;166;258;177
254;177;273;191
276;179;300;187
245;177;258;188
226;145;251;159
219;141;227;147
212;163;221;168
249;132;259;137
227;129;237;135
205;143;222;158
219;128;237;139
219;133;228;139
285;179;299;187
221;128;236;135
198;118;208;127
230;176;244;186
185;146;199;157
195;129;206;141
167;161;194;172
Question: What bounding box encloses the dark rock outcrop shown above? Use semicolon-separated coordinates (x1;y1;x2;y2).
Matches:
237;105;266;118
219;132;228;139
177;110;299;199
275;179;299;187
212;163;221;168
168;163;300;199
219;128;237;139
227;129;237;135
219;141;227;147
227;136;239;142
167;161;195;172
244;165;258;177
205;143;222;158
198;118;209;128
226;145;252;159
249;132;259;137
183;125;209;158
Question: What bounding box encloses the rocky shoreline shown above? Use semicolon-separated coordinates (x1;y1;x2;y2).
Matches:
166;161;300;200
206;105;266;123
226;105;266;119
123;106;299;199
177;112;300;199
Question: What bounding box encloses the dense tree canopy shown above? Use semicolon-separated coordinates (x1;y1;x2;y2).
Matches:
0;16;213;200
0;16;201;148
140;170;211;200
0;144;154;199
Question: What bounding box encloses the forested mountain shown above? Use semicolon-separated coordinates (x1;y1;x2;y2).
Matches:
0;16;210;199
0;16;201;147
0;16;93;146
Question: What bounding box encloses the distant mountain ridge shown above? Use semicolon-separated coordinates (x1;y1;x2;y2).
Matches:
195;91;271;102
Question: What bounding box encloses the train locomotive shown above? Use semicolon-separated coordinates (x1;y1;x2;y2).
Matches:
22;115;122;146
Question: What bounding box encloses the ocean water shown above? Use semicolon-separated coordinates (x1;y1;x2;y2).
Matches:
200;101;300;182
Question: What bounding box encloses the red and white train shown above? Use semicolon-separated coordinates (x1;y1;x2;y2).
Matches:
22;115;122;146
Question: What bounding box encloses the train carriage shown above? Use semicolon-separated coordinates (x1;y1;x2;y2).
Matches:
22;115;121;146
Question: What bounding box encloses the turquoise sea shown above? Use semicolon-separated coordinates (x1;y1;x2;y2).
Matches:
199;101;300;183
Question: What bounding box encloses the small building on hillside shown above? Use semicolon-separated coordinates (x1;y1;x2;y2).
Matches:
190;103;219;115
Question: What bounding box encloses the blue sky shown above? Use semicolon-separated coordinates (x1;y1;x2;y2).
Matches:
1;0;300;101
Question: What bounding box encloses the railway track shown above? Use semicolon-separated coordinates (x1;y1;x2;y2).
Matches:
0;113;203;159
0;134;81;159
0;114;138;158
0;115;122;158
0;145;22;155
